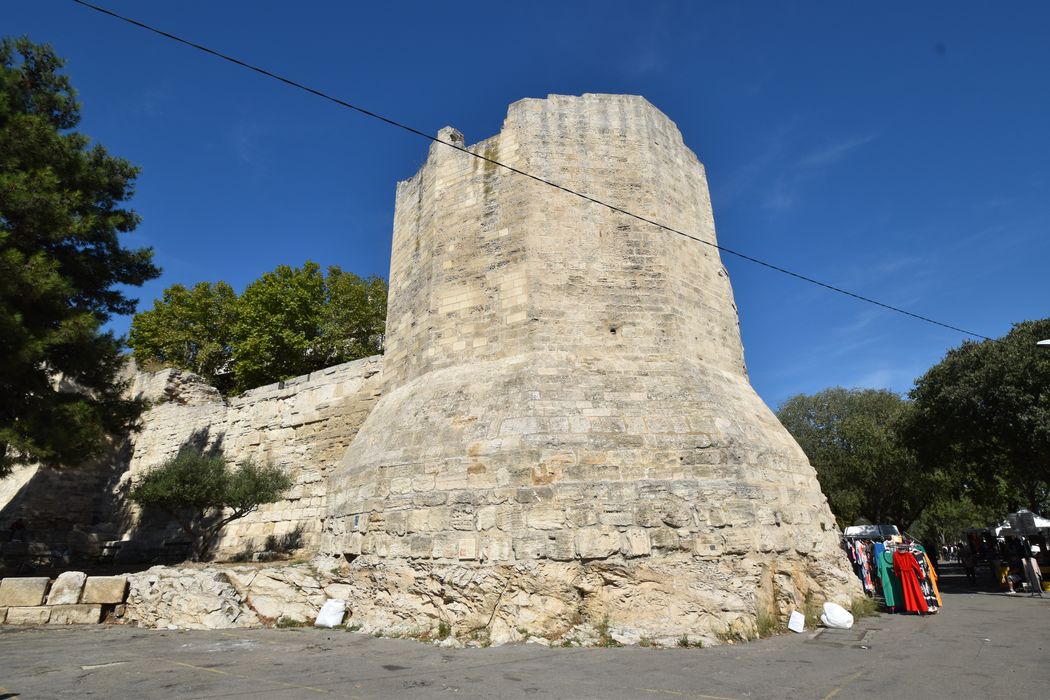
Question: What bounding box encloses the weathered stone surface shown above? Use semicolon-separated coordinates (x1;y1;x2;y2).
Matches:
125;567;260;630
0;356;383;561
226;566;326;623
48;604;102;624
47;571;87;605
124;564;332;629
82;576;128;604
1;94;862;644
322;93;861;641
5;606;51;625
0;578;50;607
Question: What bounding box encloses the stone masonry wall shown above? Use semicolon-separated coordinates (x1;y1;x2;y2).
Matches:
123;356;383;557
0;356;382;561
324;94;860;640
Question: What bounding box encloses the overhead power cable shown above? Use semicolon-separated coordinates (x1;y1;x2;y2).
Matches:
70;0;992;341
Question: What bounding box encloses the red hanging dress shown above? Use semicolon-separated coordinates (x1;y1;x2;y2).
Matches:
893;550;929;614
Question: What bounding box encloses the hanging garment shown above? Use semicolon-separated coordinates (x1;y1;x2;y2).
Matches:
860;542;875;594
913;551;939;612
875;544;902;609
921;551;943;606
893;550;929;614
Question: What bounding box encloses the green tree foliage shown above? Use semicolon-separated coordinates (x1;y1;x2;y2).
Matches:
128;282;238;394
129;449;291;561
0;38;159;476
777;388;938;530
130;262;386;395
908;318;1050;514
232;262;327;392
907;495;999;546
323;267;386;361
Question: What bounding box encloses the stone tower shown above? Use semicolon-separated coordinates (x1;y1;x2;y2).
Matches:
324;94;859;643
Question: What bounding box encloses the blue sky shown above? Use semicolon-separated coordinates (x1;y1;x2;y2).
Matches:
8;1;1049;409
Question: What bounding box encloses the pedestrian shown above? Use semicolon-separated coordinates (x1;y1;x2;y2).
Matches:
1021;542;1043;597
961;545;977;586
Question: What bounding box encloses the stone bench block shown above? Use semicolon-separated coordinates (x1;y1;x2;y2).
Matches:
0;577;50;607
5;606;51;625
82;576;128;604
48;604;102;624
47;571;87;605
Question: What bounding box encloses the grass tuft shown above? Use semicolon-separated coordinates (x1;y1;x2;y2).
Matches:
596;617;623;647
274;616;310;629
755;609;785;639
850;595;879;620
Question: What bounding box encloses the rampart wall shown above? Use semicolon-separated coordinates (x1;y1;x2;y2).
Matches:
0;356;382;562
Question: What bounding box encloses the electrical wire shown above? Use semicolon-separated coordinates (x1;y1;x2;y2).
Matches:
69;0;992;341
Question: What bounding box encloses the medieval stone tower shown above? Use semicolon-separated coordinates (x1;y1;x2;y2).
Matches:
323;94;859;643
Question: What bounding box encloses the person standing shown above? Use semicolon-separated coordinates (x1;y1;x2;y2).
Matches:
1021;541;1043;597
961;544;978;586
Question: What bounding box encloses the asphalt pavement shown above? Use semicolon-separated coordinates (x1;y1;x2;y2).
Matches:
1;564;1046;699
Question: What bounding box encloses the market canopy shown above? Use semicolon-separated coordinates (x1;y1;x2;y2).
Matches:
995;510;1050;537
843;524;900;539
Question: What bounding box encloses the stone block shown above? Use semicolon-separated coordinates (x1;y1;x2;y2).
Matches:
527;505;564;530
48;604;102;625
0;577;50;607
409;535;433;558
476;505;498;530
723;529;754;555
692;533;724;558
47;571;87;605
457;537;477;560
546;532;576;561
5;606;51;625
649;527;681;550
575;527;619;560
81;576;128;604
599;510;635;527
0;607;5;623
431;534;460;559
621;528;652;557
480;535;513;562
512;534;547;560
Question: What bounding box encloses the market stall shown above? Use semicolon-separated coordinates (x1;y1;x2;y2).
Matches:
842;524;942;614
989;510;1049;595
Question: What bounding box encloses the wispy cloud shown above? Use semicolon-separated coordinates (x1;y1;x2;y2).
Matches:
847;365;918;393
232;121;270;172
625;49;664;78
871;255;921;276
761;183;797;212
801;133;878;167
713;120;799;207
715;127;878;216
748;130;879;216
620;3;669;79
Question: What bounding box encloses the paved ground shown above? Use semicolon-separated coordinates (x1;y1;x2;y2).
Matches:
1;565;1047;699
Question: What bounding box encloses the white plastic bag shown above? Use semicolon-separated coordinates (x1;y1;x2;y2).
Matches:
819;602;854;629
787;610;806;633
314;599;347;628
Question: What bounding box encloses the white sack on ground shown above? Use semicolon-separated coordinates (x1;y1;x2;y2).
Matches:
820;602;854;629
314;599;346;628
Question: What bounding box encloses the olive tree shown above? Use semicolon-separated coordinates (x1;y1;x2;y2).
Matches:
130;449;291;561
